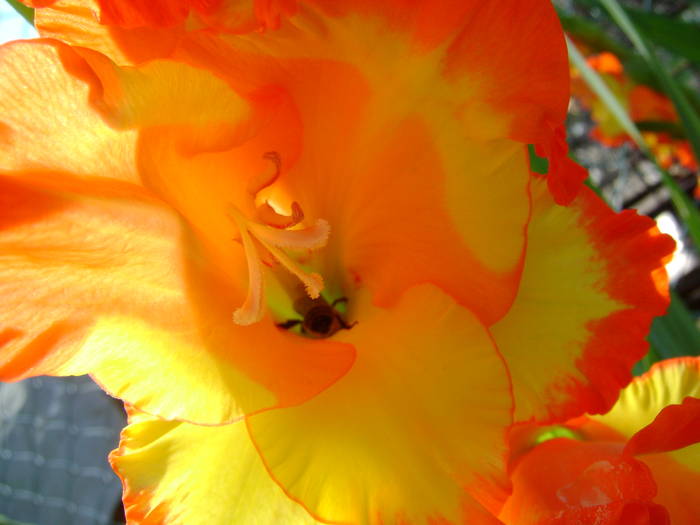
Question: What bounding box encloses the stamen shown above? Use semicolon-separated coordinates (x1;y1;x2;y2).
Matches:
227;205;329;325
248;219;330;251
254;235;324;299
229;151;330;325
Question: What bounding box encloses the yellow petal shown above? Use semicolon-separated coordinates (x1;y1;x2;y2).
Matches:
75;46;254;153
596;358;700;439
247;284;512;525
492;178;673;423
111;409;321;525
596;358;700;479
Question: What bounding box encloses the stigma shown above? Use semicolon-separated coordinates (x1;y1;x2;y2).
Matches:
227;152;330;326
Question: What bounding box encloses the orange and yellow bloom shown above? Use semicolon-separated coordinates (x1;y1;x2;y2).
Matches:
570;50;698;172
500;358;700;525
0;1;676;524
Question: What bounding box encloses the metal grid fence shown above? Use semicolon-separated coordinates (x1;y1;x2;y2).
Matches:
0;376;126;525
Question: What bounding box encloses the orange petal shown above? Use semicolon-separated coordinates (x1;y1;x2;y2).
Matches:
625;397;700;457
534;123;589;205
492;178;674;424
33;0;295;66
0;176;354;424
0;40;139;185
507;360;700;525
282;120;531;324
301;0;568;144
94;0;191;28
103;28;530;323
0;176;180;382
629;86;678;123
93;0;297;32
247;285;512;525
635;451;700;525
587;52;624;76
111;408;320;525
198;0;298;33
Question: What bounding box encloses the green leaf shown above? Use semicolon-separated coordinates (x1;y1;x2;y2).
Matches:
5;0;34;24
635;119;685;138
632;344;660;376
557;10;632;59
642;291;700;370
625;7;700;65
527;144;549;175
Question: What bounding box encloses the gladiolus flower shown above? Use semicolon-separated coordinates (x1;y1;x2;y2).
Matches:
570;50;697;171
500;358;700;525
0;1;673;523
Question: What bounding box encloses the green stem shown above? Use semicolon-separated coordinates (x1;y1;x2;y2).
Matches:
5;0;34;25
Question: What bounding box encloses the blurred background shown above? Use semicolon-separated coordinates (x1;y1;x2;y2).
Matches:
0;0;699;523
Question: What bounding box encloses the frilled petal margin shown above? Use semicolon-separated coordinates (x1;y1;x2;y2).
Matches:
491;178;674;424
90;0;297;32
245;285;512;525
111;408;320;525
30;0;289;66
